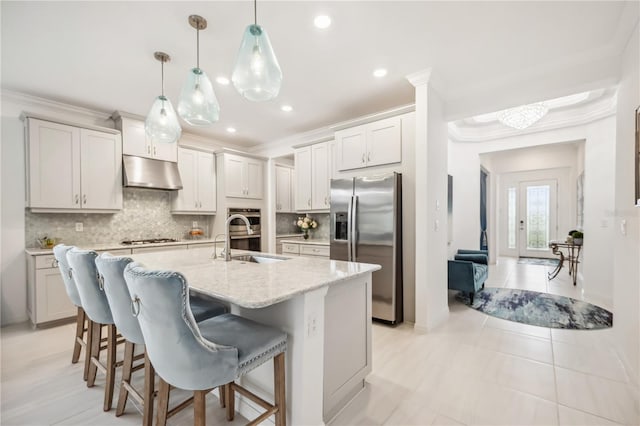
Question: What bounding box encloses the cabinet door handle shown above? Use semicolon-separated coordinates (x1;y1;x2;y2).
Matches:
325;196;328;206
52;259;59;268
308;198;311;207
75;194;79;204
147;145;151;155
199;201;202;208
361;153;365;163
83;194;87;205
195;201;198;209
367;152;371;162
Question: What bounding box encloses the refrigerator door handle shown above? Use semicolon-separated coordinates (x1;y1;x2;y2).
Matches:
347;196;353;261
351;195;358;261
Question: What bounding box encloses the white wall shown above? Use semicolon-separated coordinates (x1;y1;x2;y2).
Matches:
612;20;640;388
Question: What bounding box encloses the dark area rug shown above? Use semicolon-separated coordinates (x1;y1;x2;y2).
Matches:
518;257;559;267
455;287;613;329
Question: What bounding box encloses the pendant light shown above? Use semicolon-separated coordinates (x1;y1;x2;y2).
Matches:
145;52;182;144
178;15;220;126
231;0;282;102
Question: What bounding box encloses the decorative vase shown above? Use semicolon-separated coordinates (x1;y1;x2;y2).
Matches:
303;231;309;240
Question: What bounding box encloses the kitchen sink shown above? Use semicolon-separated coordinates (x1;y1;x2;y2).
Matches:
231;254;289;264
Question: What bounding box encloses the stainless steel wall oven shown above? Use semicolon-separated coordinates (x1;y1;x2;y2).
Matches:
228;208;261;252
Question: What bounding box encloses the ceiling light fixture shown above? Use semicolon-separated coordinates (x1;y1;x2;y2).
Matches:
281;105;292;112
373;68;388;78
178;15;220;126
314;15;331;29
226;127;237;133
497;103;548;130
216;76;230;85
145;52;181;144
231;0;282;102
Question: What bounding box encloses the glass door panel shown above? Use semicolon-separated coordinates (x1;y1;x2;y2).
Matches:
519;180;557;258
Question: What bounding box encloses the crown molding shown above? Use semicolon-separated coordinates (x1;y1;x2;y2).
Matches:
2;89;113;121
449;91;617;143
406;68;433;87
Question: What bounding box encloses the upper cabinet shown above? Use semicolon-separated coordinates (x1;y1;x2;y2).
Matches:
275;165;294;213
25;116;122;212
172;147;216;214
111;111;177;162
335;116;402;171
219;152;264;199
294;140;332;212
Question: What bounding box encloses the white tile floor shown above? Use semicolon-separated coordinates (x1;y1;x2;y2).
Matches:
1;257;638;425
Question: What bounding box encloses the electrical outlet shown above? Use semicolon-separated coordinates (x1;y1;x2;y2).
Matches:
75;222;83;232
307;314;317;337
192;221;198;228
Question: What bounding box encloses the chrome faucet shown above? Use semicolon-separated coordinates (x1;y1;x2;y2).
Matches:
211;233;226;260
222;214;254;261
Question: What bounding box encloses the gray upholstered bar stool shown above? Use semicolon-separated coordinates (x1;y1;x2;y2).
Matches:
124;262;287;426
67;247;121;412
52;244;90;379
95;252;229;426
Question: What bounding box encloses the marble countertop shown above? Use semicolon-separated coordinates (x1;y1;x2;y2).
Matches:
24;238;219;256
276;233;305;238
129;247;380;309
280;239;330;246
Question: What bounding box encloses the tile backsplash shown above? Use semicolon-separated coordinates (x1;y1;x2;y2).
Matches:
276;212;329;240
26;188;210;247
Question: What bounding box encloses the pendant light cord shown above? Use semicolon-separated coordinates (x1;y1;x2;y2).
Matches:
254;0;257;26
196;27;200;69
160;60;165;97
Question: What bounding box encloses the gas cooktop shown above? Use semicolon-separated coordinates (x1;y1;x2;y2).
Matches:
120;238;178;245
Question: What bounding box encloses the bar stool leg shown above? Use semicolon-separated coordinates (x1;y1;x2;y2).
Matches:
103;324;117;411
225;382;235;421
116;341;134;416
87;321;102;387
218;385;226;408
194;390;206;426
274;352;286;426
83;319;94;381
156;378;170;426
72;307;85;364
142;351;155;426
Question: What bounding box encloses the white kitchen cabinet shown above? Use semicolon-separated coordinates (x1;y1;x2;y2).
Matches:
26;117;122;212
281;241;329;258
335;116;401;171
172;147;216;214
112;111;177;162
27;254;76;327
275;165;294;212
223;153;264;199
294;141;331;211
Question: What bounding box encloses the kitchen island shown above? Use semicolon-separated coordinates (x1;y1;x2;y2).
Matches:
129;247;380;425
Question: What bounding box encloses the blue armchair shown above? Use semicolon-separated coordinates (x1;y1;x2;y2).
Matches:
448;249;488;304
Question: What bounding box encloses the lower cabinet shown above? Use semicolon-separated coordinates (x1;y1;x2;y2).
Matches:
27;254;76;326
281;241;329;258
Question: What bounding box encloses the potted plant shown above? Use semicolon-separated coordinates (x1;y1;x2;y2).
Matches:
296;216;318;240
571;231;584;245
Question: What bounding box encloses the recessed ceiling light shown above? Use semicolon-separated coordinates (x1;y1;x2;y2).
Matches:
373;68;388;78
226;127;236;133
314;15;331;29
216;76;230;85
281;105;293;112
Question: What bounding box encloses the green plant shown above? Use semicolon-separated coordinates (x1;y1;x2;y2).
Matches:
572;231;584;239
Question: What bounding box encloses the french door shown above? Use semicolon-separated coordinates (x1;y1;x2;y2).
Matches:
505;179;558;258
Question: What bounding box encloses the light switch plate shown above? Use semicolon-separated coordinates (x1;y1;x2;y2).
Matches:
75;222;83;232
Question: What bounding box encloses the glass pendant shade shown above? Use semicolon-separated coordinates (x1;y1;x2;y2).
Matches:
145;95;182;144
232;24;282;102
178;68;220;126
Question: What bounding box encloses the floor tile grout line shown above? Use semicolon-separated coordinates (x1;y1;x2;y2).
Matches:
555;402;627;425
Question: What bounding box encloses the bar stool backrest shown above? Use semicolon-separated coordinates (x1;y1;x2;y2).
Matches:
123;262;238;390
53;244;82;307
67;248;113;325
95;253;144;345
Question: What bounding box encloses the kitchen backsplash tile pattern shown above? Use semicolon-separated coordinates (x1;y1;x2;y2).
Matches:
26;188;209;247
276;212;329;240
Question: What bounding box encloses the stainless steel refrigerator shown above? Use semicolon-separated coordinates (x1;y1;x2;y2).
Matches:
330;172;403;324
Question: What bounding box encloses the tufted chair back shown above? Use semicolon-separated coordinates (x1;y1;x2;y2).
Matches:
95;253;144;345
67;248;113;325
123;262;238;391
53;244;82;307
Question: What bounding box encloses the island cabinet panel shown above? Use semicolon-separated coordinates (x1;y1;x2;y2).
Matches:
335;115;402;171
27;254;76;327
26;117;122;212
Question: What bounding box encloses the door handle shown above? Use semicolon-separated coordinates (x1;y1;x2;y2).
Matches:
347;196;353;261
147;145;151;155
153;146;157;156
361;153;365;164
351;195;358;260
75;194;79;205
519;220;524;231
83;194;87;205
308;198;311;207
367;152;371;162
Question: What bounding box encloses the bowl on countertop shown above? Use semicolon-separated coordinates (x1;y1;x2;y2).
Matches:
36;237;60;249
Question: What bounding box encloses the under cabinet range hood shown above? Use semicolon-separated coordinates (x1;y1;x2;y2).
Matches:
122;155;183;190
